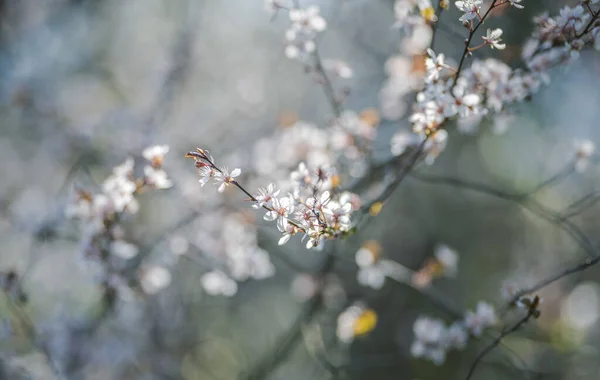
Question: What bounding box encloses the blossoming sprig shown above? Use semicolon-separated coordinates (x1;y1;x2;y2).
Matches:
67;145;174;296
185;148;307;233
186;149;358;249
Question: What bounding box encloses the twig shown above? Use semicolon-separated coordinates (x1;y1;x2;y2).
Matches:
241;244;337;380
313;48;343;118
453;0;507;88
465;311;533;380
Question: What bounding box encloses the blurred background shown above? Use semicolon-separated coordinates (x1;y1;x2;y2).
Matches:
1;0;600;379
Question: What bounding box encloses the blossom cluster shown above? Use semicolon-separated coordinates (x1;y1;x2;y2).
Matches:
411;302;497;365
186;148;359;249
283;6;327;61
388;1;600;164
66;145;173;295
196;213;275;297
524;4;600;73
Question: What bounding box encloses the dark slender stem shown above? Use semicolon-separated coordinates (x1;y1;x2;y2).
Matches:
465;311;533;380
429;2;444;51
453;1;504;89
521;161;575;197
241;245;337;380
510;254;600;304
362;136;430;213
313;48;342;117
576;6;599;38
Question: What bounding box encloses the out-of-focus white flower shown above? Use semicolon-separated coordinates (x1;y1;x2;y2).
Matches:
444;322;468;350
144;166;173;189
110;240;139;260
423;129;448;165
291;273;320;301
434;244;459;277
482;28;506;50
284;6;327;62
455;0;482;23
201;271;238;297
507;0;524;9
558;5;589;31
142;145;169;167
575;139;595;172
214;167;241;193
336;303;377;343
391;130;419;156
464;301;497;337
411;316;448;365
357;265;386;289
140;266;172;294
323;59;353;79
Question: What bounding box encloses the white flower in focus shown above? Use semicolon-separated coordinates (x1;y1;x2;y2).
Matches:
197;165;218;187
425;49;445;82
140;266;172;294
482;28;506;50
464;301;497;337
264;196;295;232
575;139;595;172
455;0;482;23
434;244;459;277
253;183;281;209
142;145;169;166
144;166;173;189
110;240;139;260
214;167;241;193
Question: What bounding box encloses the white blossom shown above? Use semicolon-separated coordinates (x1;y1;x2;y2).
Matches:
483;28;506;50
455;0;482;23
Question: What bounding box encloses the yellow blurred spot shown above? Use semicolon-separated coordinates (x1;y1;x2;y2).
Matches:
440;0;450;10
278;110;298;128
420;7;437;23
330;175;341;189
353;309;378;336
359;108;380;128
369;202;383;216
361;240;381;260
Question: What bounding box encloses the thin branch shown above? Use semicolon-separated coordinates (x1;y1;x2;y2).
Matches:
453;0;507;88
241;244;337;380
409;171;598;258
465;311;534;380
313;48;343;118
429;2;444;51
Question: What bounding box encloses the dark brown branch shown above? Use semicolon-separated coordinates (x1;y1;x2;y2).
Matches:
465;311;534;380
